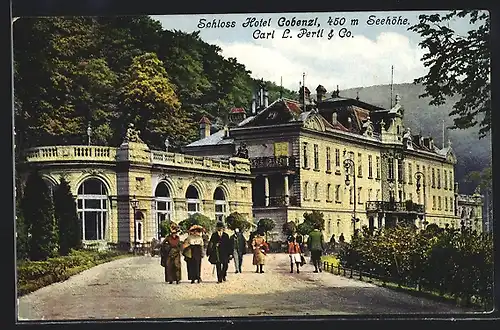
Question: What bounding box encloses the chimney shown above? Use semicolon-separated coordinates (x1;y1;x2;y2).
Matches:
251;93;257;114
316;85;326;103
199;116;211;139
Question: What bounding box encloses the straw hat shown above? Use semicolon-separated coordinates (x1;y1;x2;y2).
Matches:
189;225;204;232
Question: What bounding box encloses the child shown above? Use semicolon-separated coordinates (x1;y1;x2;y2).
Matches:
288;236;302;274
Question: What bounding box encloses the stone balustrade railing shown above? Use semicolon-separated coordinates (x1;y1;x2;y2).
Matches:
150;150;251;174
23;145;251;174
24;145;117;162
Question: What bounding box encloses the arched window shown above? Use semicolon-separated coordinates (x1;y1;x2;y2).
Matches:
155;182;172;238
186;185;201;216
214;187;227;222
77;178;108;241
461;208;466;219
470;208;475;218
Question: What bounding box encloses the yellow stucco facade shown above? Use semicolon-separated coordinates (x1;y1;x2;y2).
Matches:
19;140;253;247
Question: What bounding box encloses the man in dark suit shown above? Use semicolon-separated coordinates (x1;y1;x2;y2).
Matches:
206;221;233;283
231;228;246;273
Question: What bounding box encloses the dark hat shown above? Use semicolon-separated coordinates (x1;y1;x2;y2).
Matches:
216;221;225;229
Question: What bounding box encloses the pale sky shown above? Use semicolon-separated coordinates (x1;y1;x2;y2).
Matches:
150;11;486;92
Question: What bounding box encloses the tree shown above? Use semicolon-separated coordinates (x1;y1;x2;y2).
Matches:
282;221;297;237
257;218;275;241
225;212;252;231
159;219;172;237
16;195;29;261
408;10;491;139
304;211;325;230
54;177;82;255
120;52;196;149
178;213;215;234
21;171;58;261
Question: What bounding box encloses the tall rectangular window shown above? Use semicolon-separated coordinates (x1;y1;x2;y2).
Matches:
357;153;363;177
314;144;319;170
437;169;441;189
376;156;380;179
432;168;436;188
335;148;340;167
408;163;413;184
326;147;331;172
444;170;448;190
335;185;341;202
397;159;403;182
388;158;395;180
303;143;308;168
368;155;373;178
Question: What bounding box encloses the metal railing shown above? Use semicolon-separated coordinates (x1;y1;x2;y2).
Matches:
365;201;424;213
250;156;297;169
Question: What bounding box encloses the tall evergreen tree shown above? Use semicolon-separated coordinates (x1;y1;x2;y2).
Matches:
15;195;29;261
21;171;58;261
54;177;82;255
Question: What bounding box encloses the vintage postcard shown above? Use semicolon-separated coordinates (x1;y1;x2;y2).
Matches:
14;10;492;320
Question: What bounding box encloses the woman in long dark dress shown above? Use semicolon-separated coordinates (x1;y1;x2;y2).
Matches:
160;223;182;284
183;225;204;284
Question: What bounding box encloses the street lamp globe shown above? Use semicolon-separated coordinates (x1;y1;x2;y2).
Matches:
130;196;139;209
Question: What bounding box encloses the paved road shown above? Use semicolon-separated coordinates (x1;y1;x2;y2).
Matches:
18;253;475;320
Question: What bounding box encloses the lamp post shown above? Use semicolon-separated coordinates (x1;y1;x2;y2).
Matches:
164;138;170;152
415;171;427;229
130;195;139;254
87;123;92;146
343;158;357;235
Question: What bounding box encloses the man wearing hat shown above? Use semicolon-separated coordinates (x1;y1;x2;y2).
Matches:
206;221;233;283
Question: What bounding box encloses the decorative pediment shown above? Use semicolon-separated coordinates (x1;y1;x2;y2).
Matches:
303;113;326;132
82;168;105;176
446;149;457;164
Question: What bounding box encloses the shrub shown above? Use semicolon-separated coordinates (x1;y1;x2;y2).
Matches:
178;213;215;233
225;212;252;231
337;224;493;307
17;249;127;296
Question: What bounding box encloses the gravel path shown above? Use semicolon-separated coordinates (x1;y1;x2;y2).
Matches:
18;253;475;320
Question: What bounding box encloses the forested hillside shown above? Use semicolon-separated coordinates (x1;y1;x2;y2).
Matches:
13;16;296;152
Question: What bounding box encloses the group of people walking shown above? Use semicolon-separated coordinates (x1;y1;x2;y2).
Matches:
286;223;329;274
159;221;270;284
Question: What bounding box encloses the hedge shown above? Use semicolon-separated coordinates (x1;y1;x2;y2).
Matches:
338;225;493;308
17;249;129;296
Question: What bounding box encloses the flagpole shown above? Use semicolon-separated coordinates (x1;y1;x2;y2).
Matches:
390;65;394;108
302;72;306;110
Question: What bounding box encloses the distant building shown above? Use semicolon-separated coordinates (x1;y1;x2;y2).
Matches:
183;83;473;241
456;191;484;233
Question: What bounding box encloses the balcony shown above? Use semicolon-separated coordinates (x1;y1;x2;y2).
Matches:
365;200;424;214
254;195;300;207
250;156;297;170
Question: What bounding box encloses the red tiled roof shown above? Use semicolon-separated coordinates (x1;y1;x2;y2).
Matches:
333;122;350;132
230;107;246;113
284;100;302;114
199;116;211;124
353;107;370;122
